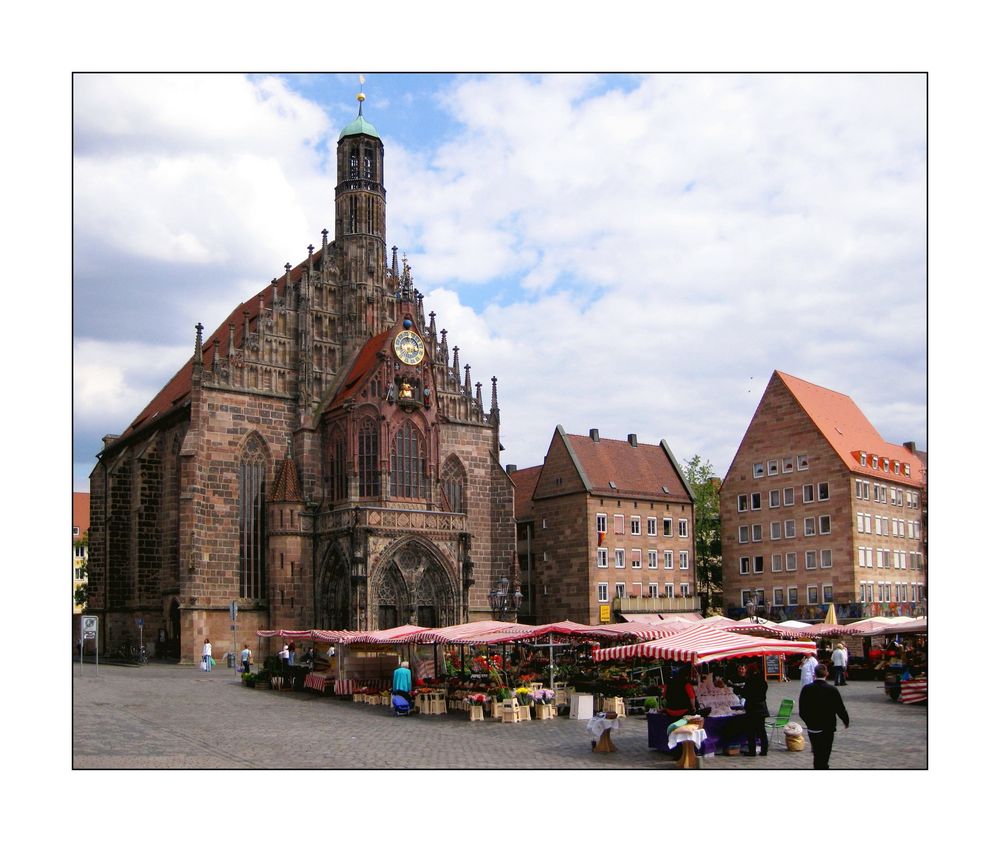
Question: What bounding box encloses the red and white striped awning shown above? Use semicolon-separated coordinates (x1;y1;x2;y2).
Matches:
347;624;431;645
898;678;927;704
593;624;817;665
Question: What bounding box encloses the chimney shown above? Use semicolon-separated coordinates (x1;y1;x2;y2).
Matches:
628;433;638;447
506;464;518;474
589;428;600;442
903;441;918;453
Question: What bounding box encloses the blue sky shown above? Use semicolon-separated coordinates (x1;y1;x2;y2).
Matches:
73;72;927;490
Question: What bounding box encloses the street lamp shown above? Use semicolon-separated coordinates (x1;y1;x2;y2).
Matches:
488;576;522;621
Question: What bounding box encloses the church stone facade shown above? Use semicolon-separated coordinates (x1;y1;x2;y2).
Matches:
88;96;516;663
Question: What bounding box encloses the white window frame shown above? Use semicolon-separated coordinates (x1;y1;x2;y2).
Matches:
614;514;625;534
805;550;817;570
767;459;779;476
648;549;658;569
679;551;690;570
807;586;819;605
788;587;798;606
769;489;781;508
678;518;688;538
797;454;809;471
597;548;608;568
740;557;751;575
820;548;833;568
782;456;795;473
596;513;607;534
648;582;659;599
770;521;782;540
784;487;794;506
614;548;625;568
785;552;797;571
753;462;764;478
750;492;761;511
751;524;762;542
662;518;672;536
784;519;796;538
630;517;641;536
802;484;815;504
615;582;626;599
597;582;609;603
680;583;691;597
771;553;783;572
803;516;816;537
664;550;673;570
822;584;834;603
773;587;785;606
631;548;642;569
664;583;675;598
647;517;657;536
819;515;831;535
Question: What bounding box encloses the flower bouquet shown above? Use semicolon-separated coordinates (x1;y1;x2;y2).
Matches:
515;686;534;706
467;692;488;706
531;688;555;705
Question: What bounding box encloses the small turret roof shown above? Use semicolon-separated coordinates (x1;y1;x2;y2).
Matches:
339;113;380;141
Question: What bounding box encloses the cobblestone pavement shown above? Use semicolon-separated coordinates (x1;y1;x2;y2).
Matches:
72;664;926;770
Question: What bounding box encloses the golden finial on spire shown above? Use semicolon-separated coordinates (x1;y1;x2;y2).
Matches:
357;74;366;104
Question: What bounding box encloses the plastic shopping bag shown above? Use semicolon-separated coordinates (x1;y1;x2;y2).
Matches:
210;657;217;666
201;660;208;671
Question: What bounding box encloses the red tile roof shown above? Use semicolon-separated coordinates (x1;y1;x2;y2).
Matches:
73;491;90;536
269;456;304;503
509;465;543;520
775;371;924;486
327;329;393;410
562;432;692;502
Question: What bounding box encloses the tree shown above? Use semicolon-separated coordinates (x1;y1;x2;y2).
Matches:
74;535;88;609
683;455;722;613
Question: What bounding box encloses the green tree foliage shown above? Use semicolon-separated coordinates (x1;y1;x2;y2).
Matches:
683;455;723;612
74;536;88;608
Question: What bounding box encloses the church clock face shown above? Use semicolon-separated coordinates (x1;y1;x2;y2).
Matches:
393;329;425;366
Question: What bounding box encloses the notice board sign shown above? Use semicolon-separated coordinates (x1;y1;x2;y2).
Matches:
599;604;611;623
764;654;783;680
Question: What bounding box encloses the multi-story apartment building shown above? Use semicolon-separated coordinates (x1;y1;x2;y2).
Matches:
73;491;89;613
721;371;926;622
510;427;699;625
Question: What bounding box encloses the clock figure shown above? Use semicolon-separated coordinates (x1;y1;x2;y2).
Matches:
393;329;425;366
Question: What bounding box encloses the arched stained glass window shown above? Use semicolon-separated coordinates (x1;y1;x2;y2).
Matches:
441;455;467;513
391;421;428;499
239;436;267;599
358;417;380;498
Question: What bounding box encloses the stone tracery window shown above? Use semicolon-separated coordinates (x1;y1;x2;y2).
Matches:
391;420;428;499
328;425;347;502
239;435;267;599
441;455;467;513
358;417;380;498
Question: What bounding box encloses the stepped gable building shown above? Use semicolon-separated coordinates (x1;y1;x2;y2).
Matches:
720;370;927;622
88;91;515;663
510;427;698;626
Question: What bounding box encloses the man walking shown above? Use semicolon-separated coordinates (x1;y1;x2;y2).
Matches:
798;663;849;769
831;643;849;686
800;652;819;686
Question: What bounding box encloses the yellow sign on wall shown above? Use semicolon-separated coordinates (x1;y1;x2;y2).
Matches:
599;604;611;623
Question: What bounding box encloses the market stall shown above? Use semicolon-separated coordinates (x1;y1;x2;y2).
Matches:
594;625;817;757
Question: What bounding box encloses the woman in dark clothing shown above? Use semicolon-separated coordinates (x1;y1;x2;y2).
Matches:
663;668;697;718
741;663;770;756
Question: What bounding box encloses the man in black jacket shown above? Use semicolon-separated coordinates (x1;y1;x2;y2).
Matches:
798;663;849;769
741;663;770;756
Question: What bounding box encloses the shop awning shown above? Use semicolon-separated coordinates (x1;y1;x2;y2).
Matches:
592;624;817;665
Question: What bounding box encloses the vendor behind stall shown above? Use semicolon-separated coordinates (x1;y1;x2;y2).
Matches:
663;668;697;718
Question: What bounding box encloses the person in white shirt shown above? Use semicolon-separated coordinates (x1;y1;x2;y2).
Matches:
831;643;849;686
800;653;819;686
202;638;213;672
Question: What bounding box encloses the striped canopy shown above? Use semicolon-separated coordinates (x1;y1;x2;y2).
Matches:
348;624;431;644
592;624;817;665
412;620;526;644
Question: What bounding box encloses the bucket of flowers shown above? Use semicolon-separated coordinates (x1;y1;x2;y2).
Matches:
515;686;534;706
467;692;487;721
532;688;555;705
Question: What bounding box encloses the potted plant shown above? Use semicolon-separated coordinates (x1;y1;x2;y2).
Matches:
242;671;257;688
643;696;660;718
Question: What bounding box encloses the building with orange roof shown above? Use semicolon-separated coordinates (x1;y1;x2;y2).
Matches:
73;492;90;614
510;427;698;625
87;92;514;662
720;371;926;622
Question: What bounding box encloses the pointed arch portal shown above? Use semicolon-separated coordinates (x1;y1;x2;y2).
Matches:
371;542;457;630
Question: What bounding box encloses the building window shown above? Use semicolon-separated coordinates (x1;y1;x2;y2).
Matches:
752;555;763;574
75;544;87;559
631;549;642;569
804;517;816;537
784;519;796;538
73;526;80;536
664;583;675;598
819;515;831;535
238;440;267;600
596;513;607;534
769;489;781;508
391;421;428;499
330;434;348;501
664;551;673;570
441;456;467;513
597;583;608;603
631;517;641;535
782;456;795;473
615;583;626;599
615;549;625;568
817;482;829;501
751;524;762;542
680;583;690;597
740;557;751;575
788;587;798;605
773;588;785;606
662;518;672;536
822;585;833;603
770;521;782;540
785;552;797;571
750;492;761;510
771;553;783;572
820;549;833;568
753;462;764;478
597;548;608;568
802;484;815;504
797;454;809;470
647;517;657;536
783;487;794;506
767;459;779;476
614;514;625;534
648;583;659;598
679;551;689;570
807;586;819;604
648;550;658;569
358;418;380;497
805;550;817;570
678;519;688;538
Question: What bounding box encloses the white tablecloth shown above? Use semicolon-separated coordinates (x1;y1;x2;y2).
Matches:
667;727;708;750
586;716;621;740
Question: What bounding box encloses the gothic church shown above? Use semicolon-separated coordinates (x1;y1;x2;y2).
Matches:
88;92;516;662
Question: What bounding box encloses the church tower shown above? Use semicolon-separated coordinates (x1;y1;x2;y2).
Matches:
333;83;389;346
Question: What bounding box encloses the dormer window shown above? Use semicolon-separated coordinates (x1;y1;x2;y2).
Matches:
882;457;889;471
892;461;900;474
860;452;867;467
904;463;911;477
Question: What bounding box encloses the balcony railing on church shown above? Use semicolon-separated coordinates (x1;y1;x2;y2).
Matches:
315;505;468;535
613;595;700;616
